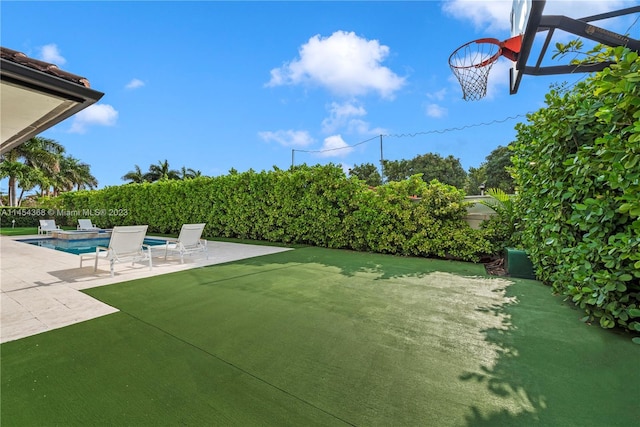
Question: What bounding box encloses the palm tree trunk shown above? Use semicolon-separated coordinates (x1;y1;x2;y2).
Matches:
17;188;25;207
8;176;17;207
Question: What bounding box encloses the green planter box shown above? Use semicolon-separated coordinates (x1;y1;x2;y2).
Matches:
505;247;536;280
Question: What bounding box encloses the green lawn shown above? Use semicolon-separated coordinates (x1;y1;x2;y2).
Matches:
0;226;40;236
0;226;79;236
1;247;638;426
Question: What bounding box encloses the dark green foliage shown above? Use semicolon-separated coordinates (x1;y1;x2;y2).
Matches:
480;188;520;254
122;160;202;183
348;162;383;186
381;158;410;183
383;153;467;189
42;164;490;262
344;175;490;260
465;166;487;195
484;145;515;193
0;207;49;227
511;47;640;334
464;146;515;195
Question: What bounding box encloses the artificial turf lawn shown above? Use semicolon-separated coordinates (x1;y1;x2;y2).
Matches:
1;247;638;426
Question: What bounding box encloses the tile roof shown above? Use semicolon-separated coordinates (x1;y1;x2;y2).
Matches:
1;46;92;88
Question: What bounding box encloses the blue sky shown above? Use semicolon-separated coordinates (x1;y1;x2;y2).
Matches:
2;0;639;189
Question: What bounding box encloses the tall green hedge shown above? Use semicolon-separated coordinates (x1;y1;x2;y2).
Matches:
511;47;640;335
0;207;53;227
40;164;490;262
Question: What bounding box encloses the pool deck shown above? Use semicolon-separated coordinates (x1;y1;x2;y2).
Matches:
0;235;292;344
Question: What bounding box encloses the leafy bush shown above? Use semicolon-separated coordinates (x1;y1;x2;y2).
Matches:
480;188;521;254
42;165;490;262
511;47;640;335
0;207;49;227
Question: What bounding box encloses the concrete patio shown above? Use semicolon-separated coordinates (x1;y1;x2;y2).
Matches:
0;235;292;343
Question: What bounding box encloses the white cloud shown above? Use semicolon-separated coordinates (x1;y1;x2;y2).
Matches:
266;30;405;98
329;101;367;120
426;104;447;118
442;0;632;34
125;78;145;89
442;0;512;32
317;135;354;158
69;104;118;133
321;101;366;133
258;130;315;147
427;88;448;101
543;1;631;18
39;44;66;66
321;101;386;136
346;119;386;136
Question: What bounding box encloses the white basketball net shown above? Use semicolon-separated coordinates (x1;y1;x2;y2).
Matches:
449;40;501;101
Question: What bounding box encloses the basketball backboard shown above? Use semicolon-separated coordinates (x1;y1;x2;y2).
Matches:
510;0;545;94
511;0;532;36
508;0;640;95
451;0;640;99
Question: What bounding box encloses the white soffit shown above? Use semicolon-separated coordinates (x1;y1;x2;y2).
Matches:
0;80;79;151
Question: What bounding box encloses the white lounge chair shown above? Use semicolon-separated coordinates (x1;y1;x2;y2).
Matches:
38;219;61;235
164;223;208;264
80;225;152;277
77;219;100;230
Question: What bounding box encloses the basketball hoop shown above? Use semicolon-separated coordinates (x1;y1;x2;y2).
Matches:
449;36;521;101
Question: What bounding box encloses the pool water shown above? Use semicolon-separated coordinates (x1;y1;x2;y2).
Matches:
18;237;167;255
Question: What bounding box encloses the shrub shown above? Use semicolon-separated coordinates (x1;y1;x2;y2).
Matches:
479;188;521;254
41;165;490;263
511;47;640;335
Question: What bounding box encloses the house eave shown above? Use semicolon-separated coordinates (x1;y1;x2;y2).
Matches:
0;52;105;155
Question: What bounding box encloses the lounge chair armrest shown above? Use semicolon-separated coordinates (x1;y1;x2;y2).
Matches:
79;246;108;264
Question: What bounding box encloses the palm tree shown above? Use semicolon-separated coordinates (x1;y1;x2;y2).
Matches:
0;161;30;206
179;166;202;180
74;162;98;191
145;159;180;182
54;155;98;194
74;162;98;190
15;168;44;206
0;137;64;206
122;165;147;184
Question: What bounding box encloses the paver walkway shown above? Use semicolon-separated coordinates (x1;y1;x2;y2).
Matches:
0;235;291;343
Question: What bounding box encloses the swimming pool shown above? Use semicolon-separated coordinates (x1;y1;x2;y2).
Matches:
18;237;167;255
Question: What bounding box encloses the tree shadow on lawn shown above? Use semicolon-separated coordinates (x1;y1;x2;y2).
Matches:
186;246;636;425
209;245;487;281
221;247;639;425
85;245;639;425
459;277;640;427
175;247;640;426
